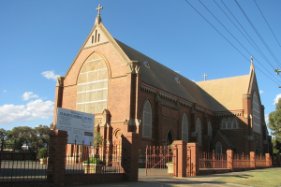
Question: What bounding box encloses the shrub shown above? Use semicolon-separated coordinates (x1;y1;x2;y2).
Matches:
37;147;47;159
84;157;103;165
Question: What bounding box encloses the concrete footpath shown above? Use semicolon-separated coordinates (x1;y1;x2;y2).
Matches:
70;174;251;187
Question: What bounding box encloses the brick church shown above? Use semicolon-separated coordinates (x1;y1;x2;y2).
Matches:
53;5;272;157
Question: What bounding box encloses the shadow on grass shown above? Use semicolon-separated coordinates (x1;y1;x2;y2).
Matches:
132;180;228;187
213;174;253;179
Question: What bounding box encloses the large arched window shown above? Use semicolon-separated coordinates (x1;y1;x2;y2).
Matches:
196;118;202;145
76;53;108;114
207;120;212;138
252;92;261;134
215;141;222;155
181;113;189;142
142;100;152;139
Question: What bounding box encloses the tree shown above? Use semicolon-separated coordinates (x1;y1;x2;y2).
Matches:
34;125;50;147
7;126;37;151
0;128;8;151
0;128;7;141
269;98;281;154
94;129;103;147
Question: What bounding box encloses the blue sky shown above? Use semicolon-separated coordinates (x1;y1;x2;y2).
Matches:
1;0;281;130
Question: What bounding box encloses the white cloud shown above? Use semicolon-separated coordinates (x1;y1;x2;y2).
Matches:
22;91;39;101
259;90;264;95
41;70;60;81
0;99;54;125
274;93;281;104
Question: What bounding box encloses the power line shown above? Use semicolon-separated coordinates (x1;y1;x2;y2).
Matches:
254;57;281;85
198;0;252;58
234;0;281;68
182;0;280;87
253;0;281;49
213;0;255;51
220;0;276;70
213;0;278;79
253;64;280;86
183;0;248;60
199;0;279;84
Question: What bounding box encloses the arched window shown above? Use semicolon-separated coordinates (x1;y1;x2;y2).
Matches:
76;53;108;114
167;130;173;145
252;92;261;134
232;118;239;129
181;113;189;142
208;120;212;138
215;141;222;155
196;118;202;145
227;118;232;129
220;118;227;129
142;100;152;139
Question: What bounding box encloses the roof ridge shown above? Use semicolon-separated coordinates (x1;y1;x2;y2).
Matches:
197;74;250;84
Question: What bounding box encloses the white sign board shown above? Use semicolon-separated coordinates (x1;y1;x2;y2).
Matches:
56;108;94;145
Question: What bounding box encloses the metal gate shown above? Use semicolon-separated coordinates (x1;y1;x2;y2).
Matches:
0;143;49;186
145;145;176;176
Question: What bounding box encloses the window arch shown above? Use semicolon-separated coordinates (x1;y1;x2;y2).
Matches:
221;117;239;129
227;118;232;129
215;141;222;155
181;113;189;142
220;118;227;129
207;120;212;138
196;118;202;145
76;53;108;114
142;100;152;139
232;118;239;129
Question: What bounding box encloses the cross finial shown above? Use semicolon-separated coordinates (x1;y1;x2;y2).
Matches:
250;56;254;64
203;73;208;81
96;4;103;16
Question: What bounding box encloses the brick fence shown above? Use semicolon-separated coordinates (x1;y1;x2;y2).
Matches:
47;130;139;186
172;140;272;176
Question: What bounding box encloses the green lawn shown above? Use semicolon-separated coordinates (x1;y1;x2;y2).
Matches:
216;168;281;187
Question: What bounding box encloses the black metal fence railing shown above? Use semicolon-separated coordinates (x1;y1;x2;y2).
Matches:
0;143;48;183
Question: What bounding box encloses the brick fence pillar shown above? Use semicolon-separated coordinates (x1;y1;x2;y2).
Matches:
47;130;67;187
121;132;139;181
226;149;233;170
250;151;256;169
187;143;199;176
173;140;187;177
265;153;272;167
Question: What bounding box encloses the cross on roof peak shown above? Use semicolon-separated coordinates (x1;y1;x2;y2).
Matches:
96;4;103;16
